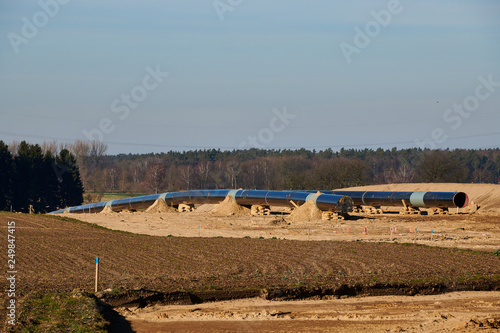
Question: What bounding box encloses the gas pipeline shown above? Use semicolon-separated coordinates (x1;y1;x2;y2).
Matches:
48;190;354;215
307;190;468;210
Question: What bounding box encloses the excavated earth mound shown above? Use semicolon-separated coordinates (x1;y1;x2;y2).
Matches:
100;205;115;214
145;199;178;213
210;196;251;216
195;204;217;213
288;199;323;223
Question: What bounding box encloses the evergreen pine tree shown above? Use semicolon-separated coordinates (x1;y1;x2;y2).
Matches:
57;149;84;208
13;142;47;212
41;151;60;212
0;141;13;211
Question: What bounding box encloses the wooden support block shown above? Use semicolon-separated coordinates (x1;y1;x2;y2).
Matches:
399;200;421;215
251;205;271;216
178;203;194;212
430;207;449;215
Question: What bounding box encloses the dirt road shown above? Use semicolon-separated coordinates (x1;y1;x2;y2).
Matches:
123;291;500;332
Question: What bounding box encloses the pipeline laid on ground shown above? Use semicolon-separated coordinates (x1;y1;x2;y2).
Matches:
307;190;468;209
48;190;354;215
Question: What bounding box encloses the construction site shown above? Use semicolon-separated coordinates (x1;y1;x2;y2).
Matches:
2;182;498;332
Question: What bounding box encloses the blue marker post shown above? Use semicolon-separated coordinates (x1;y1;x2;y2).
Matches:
95;257;99;293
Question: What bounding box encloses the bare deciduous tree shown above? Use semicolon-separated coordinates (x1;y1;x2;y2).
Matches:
384;162;414;183
131;160;146;184
41;140;59;155
196;161;211;189
107;167;119;191
180;165;194;190
7;141;20;156
225;161;241;189
143;162;166;194
260;159;272;189
88;140;108;171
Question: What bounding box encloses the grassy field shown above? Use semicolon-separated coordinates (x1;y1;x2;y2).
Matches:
84;192;146;204
7;291;108;332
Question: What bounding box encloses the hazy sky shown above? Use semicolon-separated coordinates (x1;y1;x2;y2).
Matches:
1;0;499;154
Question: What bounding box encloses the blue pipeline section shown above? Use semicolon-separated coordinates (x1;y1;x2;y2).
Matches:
48;190;354;215
306;190;468;208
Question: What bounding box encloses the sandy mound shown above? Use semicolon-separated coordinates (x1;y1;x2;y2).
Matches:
100;205;115;214
145;199;178;213
288;199;323;222
196;204;217;213
210;196;250;216
337;183;500;213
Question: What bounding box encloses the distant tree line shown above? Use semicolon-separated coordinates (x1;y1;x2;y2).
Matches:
102;146;497;194
34;141;499;195
0;141;83;213
3;140;499;206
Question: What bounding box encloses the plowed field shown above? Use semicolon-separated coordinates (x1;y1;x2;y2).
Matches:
1;212;499;332
1;213;499;295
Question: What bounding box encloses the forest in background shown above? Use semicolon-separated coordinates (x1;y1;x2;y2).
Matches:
0;141;83;213
3;140;498;207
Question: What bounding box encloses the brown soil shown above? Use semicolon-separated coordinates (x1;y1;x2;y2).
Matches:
100;205;115;214
3;182;500;332
1;212;499;332
195;204;216;213
288;199;323;222
210;196;251;216
62;210;500;252
1;212;499;298
145;199;178;213
123;291;500;333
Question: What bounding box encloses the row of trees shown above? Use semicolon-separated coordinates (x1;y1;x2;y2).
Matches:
3;140;499;207
0;141;83;213
104;147;499;194
31;141;500;195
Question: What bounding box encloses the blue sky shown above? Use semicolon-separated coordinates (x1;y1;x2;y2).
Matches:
1;0;499;154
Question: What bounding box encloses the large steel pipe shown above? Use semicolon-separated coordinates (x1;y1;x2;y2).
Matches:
49;190;353;215
308;190;469;208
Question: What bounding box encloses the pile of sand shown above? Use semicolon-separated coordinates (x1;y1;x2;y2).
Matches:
339;183;500;213
196;204;217;213
145;199;178;213
100;206;115;214
210;196;250;216
288;199;323;222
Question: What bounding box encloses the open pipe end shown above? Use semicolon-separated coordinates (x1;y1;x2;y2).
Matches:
337;196;354;214
453;192;469;208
